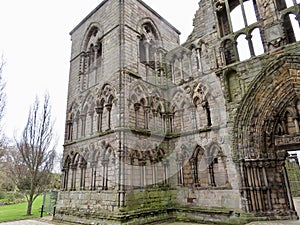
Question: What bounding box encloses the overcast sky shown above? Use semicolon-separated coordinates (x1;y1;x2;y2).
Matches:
0;0;199;153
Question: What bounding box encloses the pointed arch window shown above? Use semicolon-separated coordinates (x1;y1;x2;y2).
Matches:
62;156;71;190
139;23;158;69
66;112;73;141
106;95;114;130
80;26;103;91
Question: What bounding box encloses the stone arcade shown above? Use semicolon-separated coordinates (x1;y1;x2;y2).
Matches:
55;0;300;224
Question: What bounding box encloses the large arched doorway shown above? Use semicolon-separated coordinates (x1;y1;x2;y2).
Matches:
234;54;300;219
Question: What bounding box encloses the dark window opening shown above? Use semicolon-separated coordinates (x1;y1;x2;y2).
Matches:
223;39;237;65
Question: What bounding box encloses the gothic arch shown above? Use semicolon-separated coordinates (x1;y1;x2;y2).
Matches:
79;23;104;90
206;142;229;187
234;54;300;216
99;83;116;103
65;101;80;141
192;82;212;128
128;83;148;105
81;22;104;51
137;18;163;70
95;84;116;131
234;54;300;159
137;17;162;43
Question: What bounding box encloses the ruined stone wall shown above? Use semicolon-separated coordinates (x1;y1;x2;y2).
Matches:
57;0;300;223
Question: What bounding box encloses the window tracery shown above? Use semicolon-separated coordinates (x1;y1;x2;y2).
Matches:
80;26;103;91
139;21;164;71
96;84;116;132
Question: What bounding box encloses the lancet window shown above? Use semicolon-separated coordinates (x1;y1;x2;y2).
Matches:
139;22;158;70
66;112;74;141
61;156;71;190
80;25;103;91
65;103;79;141
192;84;212;129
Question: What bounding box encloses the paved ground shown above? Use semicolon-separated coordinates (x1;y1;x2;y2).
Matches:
1;198;300;224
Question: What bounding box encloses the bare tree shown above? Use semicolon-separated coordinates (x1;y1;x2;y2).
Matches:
9;94;56;215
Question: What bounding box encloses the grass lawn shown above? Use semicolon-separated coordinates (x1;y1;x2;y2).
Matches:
0;195;43;222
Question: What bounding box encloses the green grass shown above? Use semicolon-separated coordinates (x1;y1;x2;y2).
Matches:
0;195;43;222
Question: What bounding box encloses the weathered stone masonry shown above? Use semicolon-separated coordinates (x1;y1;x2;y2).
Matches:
55;0;300;224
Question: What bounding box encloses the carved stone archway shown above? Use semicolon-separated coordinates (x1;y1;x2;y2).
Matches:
234;54;300;219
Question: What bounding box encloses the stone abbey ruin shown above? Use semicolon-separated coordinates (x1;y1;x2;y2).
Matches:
55;0;300;224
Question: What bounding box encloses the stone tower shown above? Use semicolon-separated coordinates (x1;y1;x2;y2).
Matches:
56;0;300;224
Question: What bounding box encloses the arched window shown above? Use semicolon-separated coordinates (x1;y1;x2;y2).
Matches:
106;95;114;130
237;34;251;61
66;112;73;141
96;84;115;132
61;156;71;190
231;0;258;32
222;39;237;65
283;13;300;43
85;27;103;72
80;26;103;91
251;28;264;55
193;86;212;128
70;153;81;191
216;0;259;36
216;3;230;37
139;23;158;69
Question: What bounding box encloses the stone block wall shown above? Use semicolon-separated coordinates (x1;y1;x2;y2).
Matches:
57;0;300;224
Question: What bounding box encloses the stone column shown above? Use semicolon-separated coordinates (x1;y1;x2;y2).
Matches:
246;34;255;56
106;103;112;130
95;106;103;132
144;106;150;129
80;114;86;137
79;162;87;190
89;110;94;135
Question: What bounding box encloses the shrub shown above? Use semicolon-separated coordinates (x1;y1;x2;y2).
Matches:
0;191;6;199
